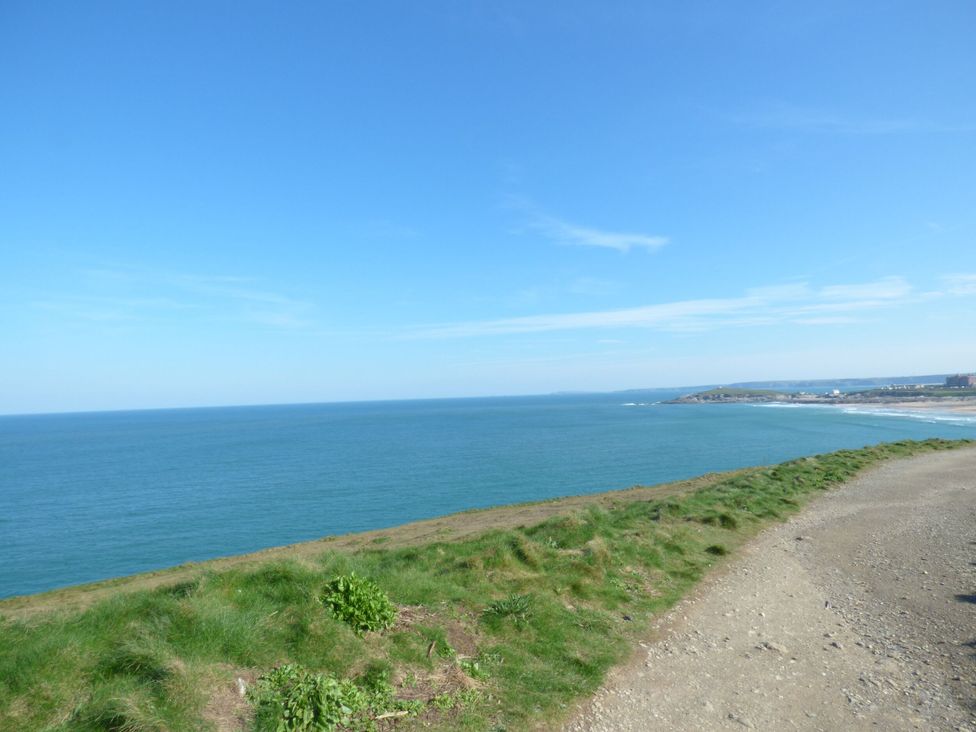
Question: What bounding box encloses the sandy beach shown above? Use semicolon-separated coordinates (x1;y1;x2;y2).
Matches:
839;399;976;415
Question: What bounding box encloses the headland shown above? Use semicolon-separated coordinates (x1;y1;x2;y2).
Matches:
665;384;976;413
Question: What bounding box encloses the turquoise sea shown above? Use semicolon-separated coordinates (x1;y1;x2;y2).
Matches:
3;389;976;599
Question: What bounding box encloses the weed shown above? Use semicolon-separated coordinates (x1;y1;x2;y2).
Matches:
320;574;396;636
250;664;367;732
477;650;504;668
430;688;482;711
482;594;533;627
459;658;490;681
249;660;420;732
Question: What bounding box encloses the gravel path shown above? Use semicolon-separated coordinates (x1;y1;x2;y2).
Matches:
565;447;976;732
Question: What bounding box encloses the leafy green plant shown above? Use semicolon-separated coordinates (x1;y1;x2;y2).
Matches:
431;693;455;711
482;593;533;627
459;657;491;681
250;664;367;732
321;574;397;636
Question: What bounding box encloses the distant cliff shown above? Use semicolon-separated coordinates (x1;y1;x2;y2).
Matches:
665;388;792;404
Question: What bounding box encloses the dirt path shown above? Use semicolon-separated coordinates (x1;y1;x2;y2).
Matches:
565;447;976;732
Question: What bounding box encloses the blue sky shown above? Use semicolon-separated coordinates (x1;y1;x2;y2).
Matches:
2;1;975;414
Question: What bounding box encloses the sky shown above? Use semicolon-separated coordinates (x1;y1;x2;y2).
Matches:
2;1;975;414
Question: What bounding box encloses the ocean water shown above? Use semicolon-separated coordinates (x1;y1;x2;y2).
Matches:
2;390;975;599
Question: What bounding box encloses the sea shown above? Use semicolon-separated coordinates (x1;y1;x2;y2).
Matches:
3;389;976;600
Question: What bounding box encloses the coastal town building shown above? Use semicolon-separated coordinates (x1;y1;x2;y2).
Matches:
945;374;976;387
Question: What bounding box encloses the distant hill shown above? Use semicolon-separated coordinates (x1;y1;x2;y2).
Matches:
728;375;947;389
666;387;788;404
614;375;950;397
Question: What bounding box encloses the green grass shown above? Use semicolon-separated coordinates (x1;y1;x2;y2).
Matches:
0;439;968;731
686;387;787;399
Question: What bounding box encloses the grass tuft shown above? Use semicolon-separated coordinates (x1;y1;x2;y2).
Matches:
482;594;533;628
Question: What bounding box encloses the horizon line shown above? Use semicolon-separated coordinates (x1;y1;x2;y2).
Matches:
0;372;956;419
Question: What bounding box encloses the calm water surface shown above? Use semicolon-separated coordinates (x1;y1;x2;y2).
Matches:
3;390;975;598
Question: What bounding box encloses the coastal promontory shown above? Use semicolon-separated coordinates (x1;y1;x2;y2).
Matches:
666;384;976;409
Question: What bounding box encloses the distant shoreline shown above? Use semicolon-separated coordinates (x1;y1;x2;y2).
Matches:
838;399;976;415
665;387;976;414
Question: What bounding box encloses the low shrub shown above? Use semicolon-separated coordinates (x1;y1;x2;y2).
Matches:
321;574;397;636
250;664;367;732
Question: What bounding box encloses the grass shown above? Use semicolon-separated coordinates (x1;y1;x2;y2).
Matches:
482;594;533;628
0;439;969;731
683;387;787;399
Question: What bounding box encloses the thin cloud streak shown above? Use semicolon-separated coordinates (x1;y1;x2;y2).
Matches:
170;274;308;308
943;273;976;295
35;267;315;330
532;214;668;253
166;273;315;329
30;294;197;323
505;196;668;253
818;276;911;300
793;316;864;326
405;275;960;339
412;296;761;338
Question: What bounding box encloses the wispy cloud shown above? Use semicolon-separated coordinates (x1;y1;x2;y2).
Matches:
504;196;668;254
943;273;976;296
32;294;196;323
35;267;314;330
172;274;309;310
531;214;668;253
404;275;951;339
818;276;911;300
793;316;863;326
410;296;759;338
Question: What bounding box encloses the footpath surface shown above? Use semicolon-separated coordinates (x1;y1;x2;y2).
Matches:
564;447;976;732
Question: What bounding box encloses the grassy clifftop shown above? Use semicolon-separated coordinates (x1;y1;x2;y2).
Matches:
1;439;969;731
666;387;788;403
